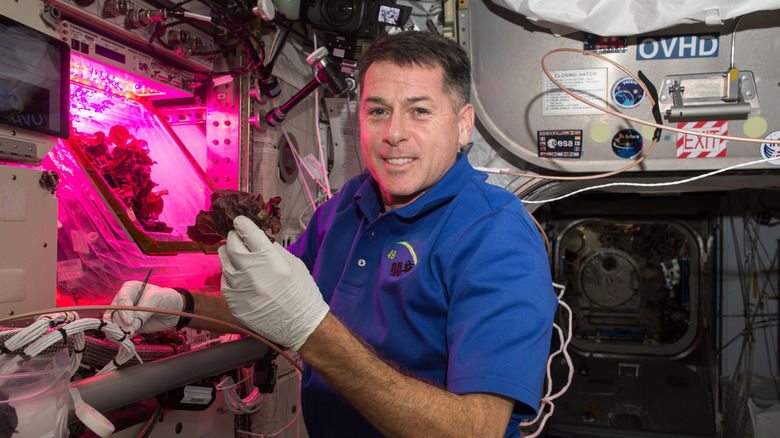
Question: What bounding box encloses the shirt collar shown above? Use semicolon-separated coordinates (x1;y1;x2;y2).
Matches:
354;153;487;220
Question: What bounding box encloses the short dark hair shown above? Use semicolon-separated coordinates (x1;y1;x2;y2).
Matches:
357;31;471;111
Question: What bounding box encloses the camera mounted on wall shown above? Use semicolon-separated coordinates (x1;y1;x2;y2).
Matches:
299;0;411;36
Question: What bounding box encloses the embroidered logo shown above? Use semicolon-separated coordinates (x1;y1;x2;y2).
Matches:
387;241;417;277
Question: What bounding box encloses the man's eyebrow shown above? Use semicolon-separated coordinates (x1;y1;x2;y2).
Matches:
363;95;433;105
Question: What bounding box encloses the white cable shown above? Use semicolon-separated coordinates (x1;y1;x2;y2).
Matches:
345;91;363;173
311;28;334;199
3;312;84;376
286;129;328;193
314;88;333;199
520;282;573;437
1;312;140;378
219;373;266;414
522;156;778;205
0;354;27;375
70;331;86;376
4;319;52;351
191;333;241;351
18;317;142;375
22;321;85;377
523;400;555;438
181;10;213;23
547;301;574;402
236;367;303;437
3;312;77;351
98;321;143;375
297;191;328;230
280;126;317;211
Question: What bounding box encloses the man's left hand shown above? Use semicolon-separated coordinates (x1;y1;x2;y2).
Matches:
218;216;329;351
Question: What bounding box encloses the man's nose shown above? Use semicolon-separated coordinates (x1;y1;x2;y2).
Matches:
383;114;408;145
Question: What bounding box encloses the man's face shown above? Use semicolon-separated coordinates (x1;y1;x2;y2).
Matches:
359;61;474;211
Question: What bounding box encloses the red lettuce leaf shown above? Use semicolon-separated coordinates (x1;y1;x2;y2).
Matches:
186;189;283;244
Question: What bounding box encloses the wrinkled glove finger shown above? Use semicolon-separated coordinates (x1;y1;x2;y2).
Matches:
102;309;119;325
233;215;274;253
218;243;235;272
131;315;147;333
109;308;135;328
103;311;137;333
219;259;240;290
224;227;291;275
223;230;256;271
108;281;144;326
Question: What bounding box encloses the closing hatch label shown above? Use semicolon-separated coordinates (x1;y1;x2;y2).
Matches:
543;69;607;116
538;130;582;158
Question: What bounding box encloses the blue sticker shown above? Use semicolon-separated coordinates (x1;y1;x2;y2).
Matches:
612;76;646;109
611;129;643;159
538;130;582;158
760;130;780;166
636;33;719;60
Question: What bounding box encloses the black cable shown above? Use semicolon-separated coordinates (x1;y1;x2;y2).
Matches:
272;17;314;48
637;70;663;141
147;17;234;75
150;17;235;55
196;0;265;65
149;13;258;77
141;0;268;77
136;403;163;438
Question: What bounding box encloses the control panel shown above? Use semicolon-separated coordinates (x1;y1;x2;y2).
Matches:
60;20;196;98
45;0;219;73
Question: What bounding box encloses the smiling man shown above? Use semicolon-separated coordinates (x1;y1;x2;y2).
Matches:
223;31;558;437
108;31;557;438
359;59;473;210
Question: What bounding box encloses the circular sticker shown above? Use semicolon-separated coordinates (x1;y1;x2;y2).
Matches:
760;129;780;166
611;76;646;109
590;123;611;143
611;129;643;159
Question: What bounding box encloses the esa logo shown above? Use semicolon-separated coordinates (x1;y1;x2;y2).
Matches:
548;139;573;149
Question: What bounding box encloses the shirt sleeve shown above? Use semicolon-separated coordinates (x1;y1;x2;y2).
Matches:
442;205;558;418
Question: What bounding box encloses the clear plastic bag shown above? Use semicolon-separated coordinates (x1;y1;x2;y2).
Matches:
0;350;70;438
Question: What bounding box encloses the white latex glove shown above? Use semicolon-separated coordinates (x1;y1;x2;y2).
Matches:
219;216;329;351
103;281;184;334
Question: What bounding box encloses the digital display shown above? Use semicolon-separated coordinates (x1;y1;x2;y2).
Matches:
374;0;411;27
377;5;401;25
0;14;70;139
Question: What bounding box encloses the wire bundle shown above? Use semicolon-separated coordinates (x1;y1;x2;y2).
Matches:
155;0;266;78
1;312;141;376
218;371;266;414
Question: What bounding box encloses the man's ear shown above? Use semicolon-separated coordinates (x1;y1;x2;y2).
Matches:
457;103;475;147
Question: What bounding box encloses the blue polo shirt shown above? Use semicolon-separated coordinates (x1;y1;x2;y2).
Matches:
287;154;557;437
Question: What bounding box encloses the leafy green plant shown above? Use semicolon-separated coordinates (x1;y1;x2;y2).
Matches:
187;190;282;245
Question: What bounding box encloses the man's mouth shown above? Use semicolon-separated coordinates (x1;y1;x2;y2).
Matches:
385;158;414;165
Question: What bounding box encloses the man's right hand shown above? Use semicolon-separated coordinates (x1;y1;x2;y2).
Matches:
103;281;184;334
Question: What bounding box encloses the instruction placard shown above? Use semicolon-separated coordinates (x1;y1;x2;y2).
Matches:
543;69;607;116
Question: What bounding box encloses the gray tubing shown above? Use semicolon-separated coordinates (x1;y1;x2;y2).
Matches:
69;337;270;422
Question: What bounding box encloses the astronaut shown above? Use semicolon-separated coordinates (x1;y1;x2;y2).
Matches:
107;31;557;437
